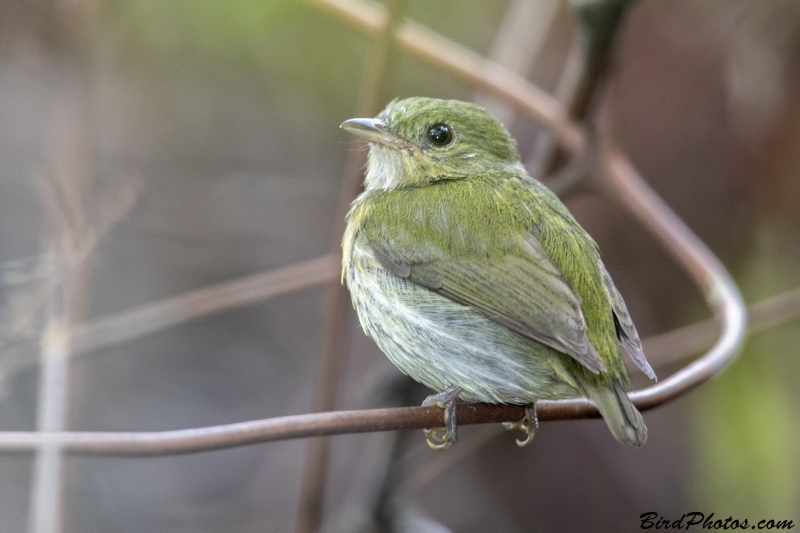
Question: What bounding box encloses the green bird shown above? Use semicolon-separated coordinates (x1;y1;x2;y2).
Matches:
340;97;656;449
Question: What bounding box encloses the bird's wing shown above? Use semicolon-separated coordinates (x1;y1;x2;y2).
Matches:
369;234;607;374
596;260;656;380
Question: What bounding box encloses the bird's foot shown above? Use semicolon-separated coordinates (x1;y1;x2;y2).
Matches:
422;385;461;450
502;403;538;447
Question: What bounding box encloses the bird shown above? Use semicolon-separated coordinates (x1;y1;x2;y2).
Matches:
340;97;656;449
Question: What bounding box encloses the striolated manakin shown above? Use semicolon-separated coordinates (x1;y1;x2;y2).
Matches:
341;97;656;449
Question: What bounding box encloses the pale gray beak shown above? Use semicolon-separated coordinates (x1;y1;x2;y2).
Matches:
340;118;411;149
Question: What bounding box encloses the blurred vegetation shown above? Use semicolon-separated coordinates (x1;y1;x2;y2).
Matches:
692;9;800;515
97;0;512;119
99;1;367;120
694;222;800;517
694;236;800;516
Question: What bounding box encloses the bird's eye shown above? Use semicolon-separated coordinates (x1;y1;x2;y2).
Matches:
427;123;454;146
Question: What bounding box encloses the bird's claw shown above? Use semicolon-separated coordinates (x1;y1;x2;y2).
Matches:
423;427;453;450
503;404;538;447
422;385;461;450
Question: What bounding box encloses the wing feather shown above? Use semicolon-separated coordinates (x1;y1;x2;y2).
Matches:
368;236;607;374
597;260;656;380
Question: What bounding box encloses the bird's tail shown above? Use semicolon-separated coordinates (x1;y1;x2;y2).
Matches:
584;380;647;447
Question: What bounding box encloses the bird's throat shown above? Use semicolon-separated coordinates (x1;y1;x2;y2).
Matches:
365;144;407;191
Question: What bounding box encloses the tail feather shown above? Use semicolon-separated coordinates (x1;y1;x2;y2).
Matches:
584;381;647;447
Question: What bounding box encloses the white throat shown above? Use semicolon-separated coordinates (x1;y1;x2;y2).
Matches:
365;144;406;191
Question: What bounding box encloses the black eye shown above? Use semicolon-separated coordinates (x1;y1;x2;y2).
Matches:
427;123;453;146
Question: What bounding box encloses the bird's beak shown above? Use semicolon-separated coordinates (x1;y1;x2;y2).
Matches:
340;118;411;149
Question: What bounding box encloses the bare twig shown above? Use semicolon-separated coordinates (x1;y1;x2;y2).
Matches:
29;84;90;533
29;316;71;533
529;31;587;181
74;254;338;354
644;286;800;366
0;405;532;455
2;254;338;387
474;0;563;126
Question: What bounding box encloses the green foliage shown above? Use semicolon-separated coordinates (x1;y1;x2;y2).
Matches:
98;0;367;112
96;1;514;117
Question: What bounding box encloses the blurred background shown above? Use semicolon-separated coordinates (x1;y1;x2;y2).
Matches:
0;0;799;531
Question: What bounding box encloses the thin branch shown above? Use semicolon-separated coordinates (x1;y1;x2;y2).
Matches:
0;405;532;455
473;0;563;126
2;254;338;385
29;77;90;533
73;254;338;354
644;286;800;366
29;317;70;533
529;30;587;182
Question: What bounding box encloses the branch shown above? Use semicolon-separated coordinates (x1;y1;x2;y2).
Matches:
73;254;339;354
645;286;800;366
599;140;746;410
0;404;554;456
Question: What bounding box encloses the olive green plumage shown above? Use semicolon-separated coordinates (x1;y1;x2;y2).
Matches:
341;97;656;447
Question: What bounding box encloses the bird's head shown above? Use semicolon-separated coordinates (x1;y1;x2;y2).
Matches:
341;97;521;190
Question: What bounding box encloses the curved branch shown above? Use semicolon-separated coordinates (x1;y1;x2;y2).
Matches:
600;141;747;409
